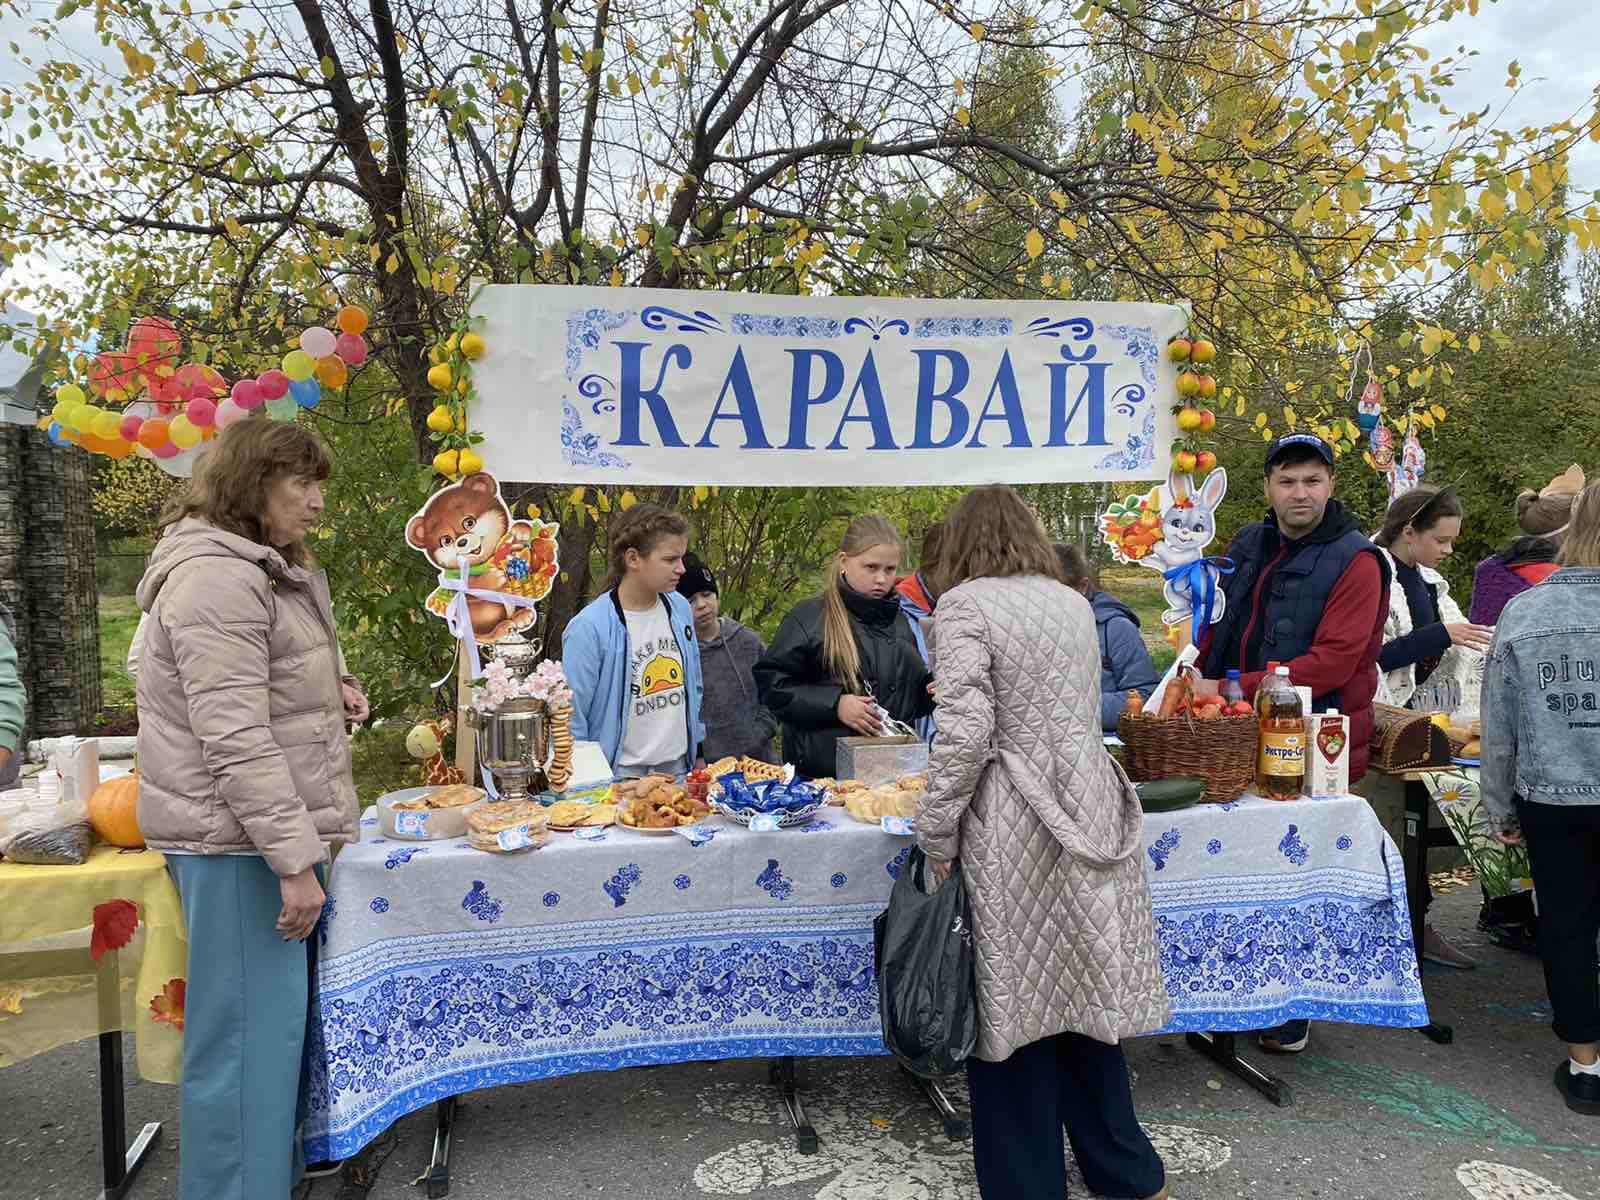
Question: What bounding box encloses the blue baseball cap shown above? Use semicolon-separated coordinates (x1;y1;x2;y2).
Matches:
1264;432;1335;473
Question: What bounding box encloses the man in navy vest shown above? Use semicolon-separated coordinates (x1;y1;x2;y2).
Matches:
1198;432;1391;1055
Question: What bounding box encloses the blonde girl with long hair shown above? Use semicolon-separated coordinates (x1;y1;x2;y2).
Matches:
754;514;934;779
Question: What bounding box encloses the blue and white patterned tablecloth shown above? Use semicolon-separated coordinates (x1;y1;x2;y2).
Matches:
304;808;911;1161
306;793;1425;1160
1142;792;1427;1035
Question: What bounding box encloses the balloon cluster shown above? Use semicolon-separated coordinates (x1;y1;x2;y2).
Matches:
42;306;369;477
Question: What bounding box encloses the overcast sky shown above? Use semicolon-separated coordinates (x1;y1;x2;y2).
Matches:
1415;0;1600;197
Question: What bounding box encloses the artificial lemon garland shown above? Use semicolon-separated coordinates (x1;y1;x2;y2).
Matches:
426;321;488;479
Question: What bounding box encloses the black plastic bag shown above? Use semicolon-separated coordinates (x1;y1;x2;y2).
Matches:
873;846;977;1078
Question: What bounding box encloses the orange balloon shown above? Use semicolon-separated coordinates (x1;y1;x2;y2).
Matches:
104;437;133;460
336;305;369;335
315;355;348;389
137;418;170;450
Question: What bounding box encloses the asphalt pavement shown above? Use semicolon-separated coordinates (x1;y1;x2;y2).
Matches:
3;886;1596;1200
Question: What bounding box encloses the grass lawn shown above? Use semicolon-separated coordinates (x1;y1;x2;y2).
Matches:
99;594;141;710
1099;566;1178;672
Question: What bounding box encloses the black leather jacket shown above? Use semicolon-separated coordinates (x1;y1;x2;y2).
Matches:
754;582;934;779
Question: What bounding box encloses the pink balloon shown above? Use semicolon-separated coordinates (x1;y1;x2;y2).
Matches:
335;332;368;366
256;370;289;401
119;413;144;441
152;440;180;459
299;326;337;360
231;379;264;409
214;397;246;429
187;396;217;427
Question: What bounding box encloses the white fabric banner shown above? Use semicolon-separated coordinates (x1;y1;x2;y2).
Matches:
470;285;1187;486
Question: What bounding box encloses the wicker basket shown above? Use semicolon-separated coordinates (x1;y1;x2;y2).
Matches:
1116;711;1259;802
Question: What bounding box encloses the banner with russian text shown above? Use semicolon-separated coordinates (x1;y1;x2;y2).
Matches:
470;286;1187;486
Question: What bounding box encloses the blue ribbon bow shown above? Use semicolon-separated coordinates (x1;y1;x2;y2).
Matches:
1163;556;1235;636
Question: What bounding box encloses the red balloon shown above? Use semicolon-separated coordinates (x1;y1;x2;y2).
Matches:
174;362;226;402
127;317;182;380
257;369;290;400
187;396;217;427
89;351;138;400
151;440;180;459
335;332;368;366
119;413;144;441
147;373;182;405
231;379;264;409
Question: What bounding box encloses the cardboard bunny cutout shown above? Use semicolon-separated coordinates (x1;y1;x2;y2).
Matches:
1138;467;1231;628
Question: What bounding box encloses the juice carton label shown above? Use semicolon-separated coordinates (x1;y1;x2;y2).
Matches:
1306;714;1351;798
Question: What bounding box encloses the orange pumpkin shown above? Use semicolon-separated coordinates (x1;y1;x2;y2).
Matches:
89;774;144;848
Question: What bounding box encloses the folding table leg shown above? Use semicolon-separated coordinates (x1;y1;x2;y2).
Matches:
95;948;162;1200
95;1028;163;1200
901;1067;970;1140
1184;1032;1291;1107
1403;779;1456;1045
423;1095;459;1198
768;1057;819;1154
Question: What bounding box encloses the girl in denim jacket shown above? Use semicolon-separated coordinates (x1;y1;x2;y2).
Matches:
1481;482;1600;1117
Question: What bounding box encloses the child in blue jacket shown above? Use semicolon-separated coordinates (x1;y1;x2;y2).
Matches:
563;505;705;778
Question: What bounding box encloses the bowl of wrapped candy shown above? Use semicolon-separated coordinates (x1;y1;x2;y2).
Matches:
710;774;826;828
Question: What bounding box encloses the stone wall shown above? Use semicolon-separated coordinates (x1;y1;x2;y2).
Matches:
0;424;101;739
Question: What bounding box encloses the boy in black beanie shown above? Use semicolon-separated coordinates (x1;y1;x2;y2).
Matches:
677;553;779;764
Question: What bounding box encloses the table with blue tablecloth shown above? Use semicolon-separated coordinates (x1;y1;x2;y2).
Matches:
305;793;1424;1166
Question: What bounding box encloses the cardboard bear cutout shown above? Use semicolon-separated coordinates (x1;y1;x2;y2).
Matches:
405;472;560;645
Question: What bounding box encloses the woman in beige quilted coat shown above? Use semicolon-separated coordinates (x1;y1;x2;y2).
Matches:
135;419;363;1200
918;485;1170;1200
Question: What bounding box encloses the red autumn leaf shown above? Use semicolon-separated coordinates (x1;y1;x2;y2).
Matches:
90;899;139;962
149;978;186;1031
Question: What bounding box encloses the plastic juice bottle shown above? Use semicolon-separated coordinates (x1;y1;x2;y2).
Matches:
1255;661;1282;719
1256;666;1306;801
1220;669;1246;706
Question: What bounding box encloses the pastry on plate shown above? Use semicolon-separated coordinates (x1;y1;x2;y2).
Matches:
895;773;928;792
426;784;485;809
707;756;741;779
390;795;429;811
466;799;548;852
738;757;784;783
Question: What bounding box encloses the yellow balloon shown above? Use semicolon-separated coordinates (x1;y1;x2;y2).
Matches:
282;349;316;382
169;414;202;449
71;404;100;431
55;383;86;407
92;410;121;440
51;400;73;425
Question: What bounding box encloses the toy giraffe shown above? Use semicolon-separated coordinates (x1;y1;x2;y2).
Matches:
406;717;466;787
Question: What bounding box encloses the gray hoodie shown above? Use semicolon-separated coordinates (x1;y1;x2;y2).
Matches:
698;616;779;764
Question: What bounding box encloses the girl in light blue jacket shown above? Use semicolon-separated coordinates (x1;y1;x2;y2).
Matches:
563;504;705;777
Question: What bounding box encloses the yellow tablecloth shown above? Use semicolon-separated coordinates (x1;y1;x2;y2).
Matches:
0;845;187;1083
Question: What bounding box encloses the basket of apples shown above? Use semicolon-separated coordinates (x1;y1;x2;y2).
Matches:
1116;667;1258;802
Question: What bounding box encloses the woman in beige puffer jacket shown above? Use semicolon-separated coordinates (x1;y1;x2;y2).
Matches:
918;485;1169;1200
135;418;362;1200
